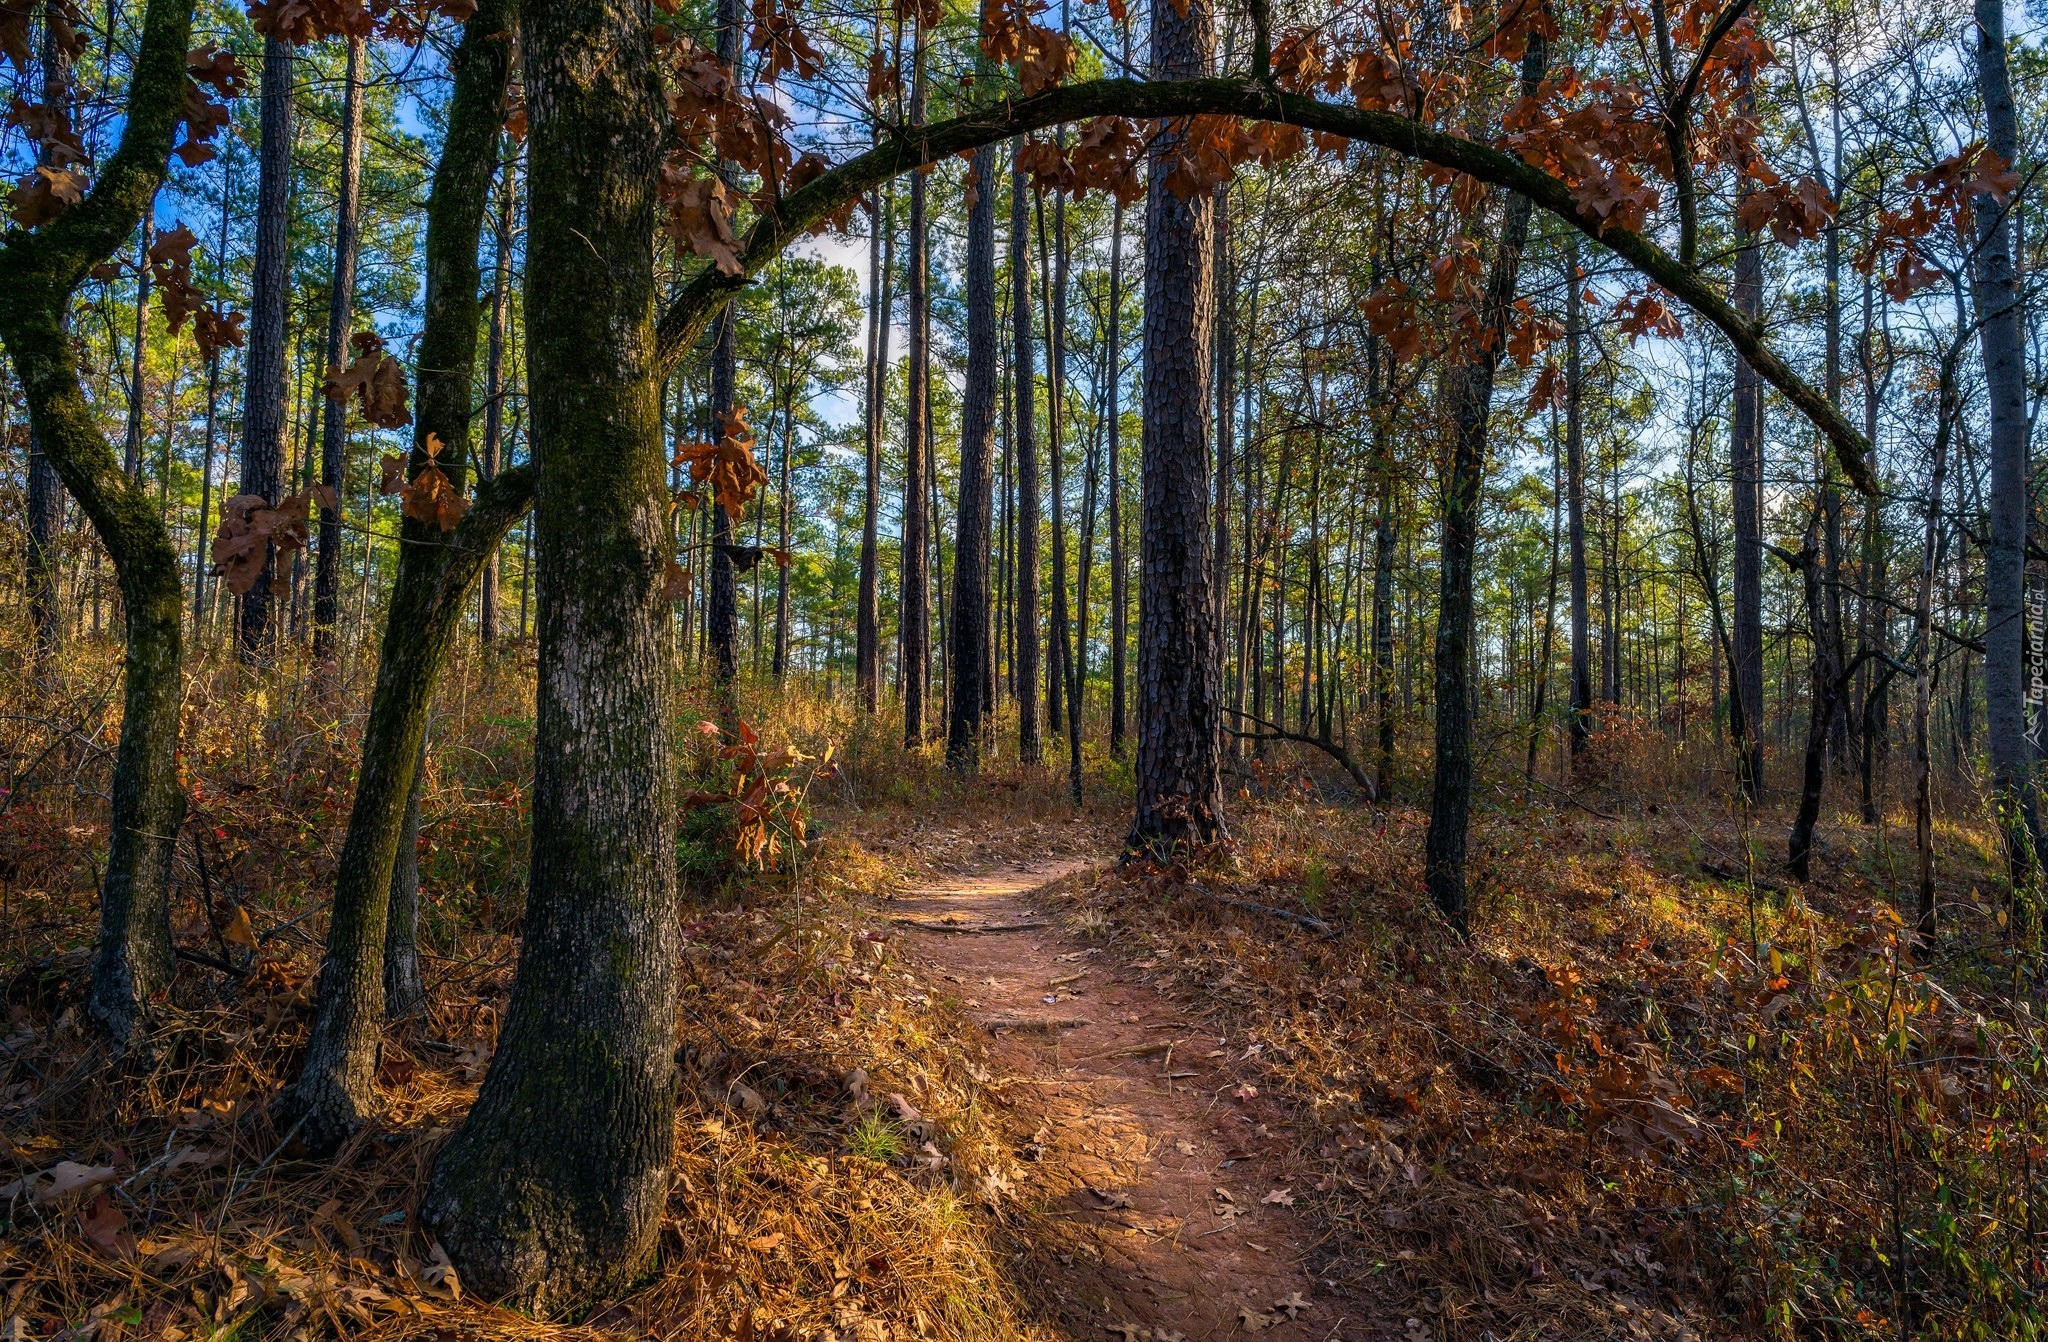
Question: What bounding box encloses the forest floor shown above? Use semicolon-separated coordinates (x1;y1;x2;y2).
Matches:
4;669;2045;1341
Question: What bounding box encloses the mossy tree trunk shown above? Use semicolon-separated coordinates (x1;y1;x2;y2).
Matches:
277;0;520;1151
421;0;681;1308
0;0;194;1046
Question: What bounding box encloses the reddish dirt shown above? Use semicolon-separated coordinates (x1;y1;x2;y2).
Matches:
891;859;1381;1342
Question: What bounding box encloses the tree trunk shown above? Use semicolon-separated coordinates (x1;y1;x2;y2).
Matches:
239;34;294;657
1423;37;1544;931
1730;190;1767;801
1129;0;1221;853
901;33;931;746
27;427;65;664
384;734;428;1018
1012;139;1042;765
276;0;518;1150
1212;183;1235;676
1041;186;1078;797
772;378;792;679
1528;431;1562;784
1973;0;2040;888
0;0;195;1047
1915;338;1959;933
313;35;364;657
857;185;893;713
122;222;151;478
1565;235;1592;759
706;0;742;690
948;137;998;771
422;0;679;1308
1106;196;1127;760
479;140;517;648
1788;531;1840;881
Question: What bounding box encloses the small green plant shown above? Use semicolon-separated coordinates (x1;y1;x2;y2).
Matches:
846;1110;904;1164
1301;853;1330;911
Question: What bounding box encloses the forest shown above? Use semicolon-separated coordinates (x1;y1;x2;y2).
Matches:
1;0;2045;1334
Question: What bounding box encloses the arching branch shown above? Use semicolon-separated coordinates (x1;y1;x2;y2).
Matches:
654;75;1878;498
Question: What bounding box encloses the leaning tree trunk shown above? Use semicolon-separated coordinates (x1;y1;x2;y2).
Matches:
1128;0;1222;854
276;0;519;1151
1423;36;1544;931
421;0;681;1307
948;135;999;772
313;33;364;657
0;0;194;1046
1012;138;1043;766
239;33;293;657
1973;0;2040;893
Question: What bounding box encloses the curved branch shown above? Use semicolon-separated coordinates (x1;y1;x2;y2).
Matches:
655;76;1878;497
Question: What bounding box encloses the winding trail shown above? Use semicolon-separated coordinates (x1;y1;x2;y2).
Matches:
891;859;1377;1342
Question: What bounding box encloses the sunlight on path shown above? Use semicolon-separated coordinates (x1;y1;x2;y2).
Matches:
892;861;1383;1342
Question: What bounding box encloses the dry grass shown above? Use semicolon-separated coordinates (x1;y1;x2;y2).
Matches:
5;639;2043;1342
0;651;1091;1341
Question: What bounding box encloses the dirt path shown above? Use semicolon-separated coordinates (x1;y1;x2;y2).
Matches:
891;859;1376;1342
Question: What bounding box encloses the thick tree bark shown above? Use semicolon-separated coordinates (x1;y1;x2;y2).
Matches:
479;143;518;647
276;0;518;1149
901;35;931;746
948;138;998;771
313;35;365;657
1973;0;2040;887
1128;0;1222;853
0;0;194;1045
239;34;294;657
422;0;679;1308
1423;37;1544;932
1012;139;1042;765
1106;196;1128;760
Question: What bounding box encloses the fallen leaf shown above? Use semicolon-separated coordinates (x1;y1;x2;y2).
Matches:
746;1232;785;1252
1089;1186;1132;1209
1262;1188;1295;1206
1273;1291;1311;1318
81;1193;137;1258
420;1241;461;1301
1239;1306;1273;1333
0;1160;118;1204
